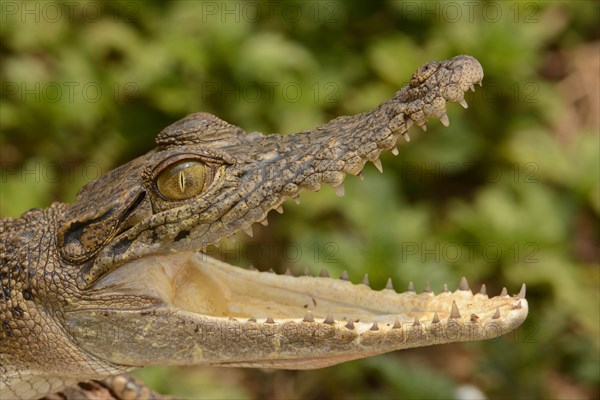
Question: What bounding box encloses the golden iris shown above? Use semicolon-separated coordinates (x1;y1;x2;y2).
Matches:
156;160;208;200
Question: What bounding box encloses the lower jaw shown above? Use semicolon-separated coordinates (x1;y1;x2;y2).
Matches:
73;252;528;368
92;252;526;331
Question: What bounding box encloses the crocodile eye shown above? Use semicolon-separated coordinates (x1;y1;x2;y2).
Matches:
156;160;211;200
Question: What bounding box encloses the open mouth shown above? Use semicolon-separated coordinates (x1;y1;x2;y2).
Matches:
93;251;527;334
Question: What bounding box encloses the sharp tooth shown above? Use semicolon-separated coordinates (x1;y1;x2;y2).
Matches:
443;284;449;293
370;322;379;331
450;301;461;319
469;84;475;92
392;319;401;329
248;317;257;323
406;119;413;129
333;183;345;197
424;281;432;293
372;159;383;173
285;268;292;276
413;317;421;326
244;226;253;237
385;278;394;291
340;271;349;281
358;172;365;181
407;281;415;292
345;320;355;330
391;147;399;156
402;132;411;142
319;269;330;278
439;113;450;127
294;196;301;205
479;284;487;296
513;301;523;310
324;315;335;325
500;287;508;297
492;308;501;319
458;276;470;291
459;98;469;109
303;267;311;276
518;283;526;299
303;312;314;322
361;273;370;286
265;317;275;324
419;123;427;132
478;80;483;86
432;312;440;324
260;219;269;226
275;205;284;214
249;265;257;271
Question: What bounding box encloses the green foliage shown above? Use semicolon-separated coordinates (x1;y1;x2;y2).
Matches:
1;1;598;398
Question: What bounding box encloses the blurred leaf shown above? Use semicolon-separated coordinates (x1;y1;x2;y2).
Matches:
1;1;598;399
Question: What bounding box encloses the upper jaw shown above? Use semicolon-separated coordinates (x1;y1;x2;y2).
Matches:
89;55;484;285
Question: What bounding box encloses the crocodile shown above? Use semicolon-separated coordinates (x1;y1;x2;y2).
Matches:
0;55;528;400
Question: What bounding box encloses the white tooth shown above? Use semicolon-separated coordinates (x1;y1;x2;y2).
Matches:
402;132;411;142
420;124;427;132
333;183;345;197
275;205;284;214
260;219;269;226
361;273;370;286
385;278;394;291
406;119;413;129
243;226;253;237
372;159;383;173
459;98;469;109
358;172;364;181
294;196;301;205
469;84;475;92
391;147;399;156
440;113;450;127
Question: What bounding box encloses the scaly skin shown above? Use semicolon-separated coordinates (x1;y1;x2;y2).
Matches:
0;55;528;400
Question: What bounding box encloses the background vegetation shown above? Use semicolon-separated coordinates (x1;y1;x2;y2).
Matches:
1;1;598;399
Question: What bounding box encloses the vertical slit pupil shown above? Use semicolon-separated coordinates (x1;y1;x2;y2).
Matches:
179;170;185;193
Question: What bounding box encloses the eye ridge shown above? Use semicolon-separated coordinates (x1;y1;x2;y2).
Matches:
155;159;212;200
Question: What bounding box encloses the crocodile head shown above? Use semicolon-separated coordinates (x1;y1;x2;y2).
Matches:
55;55;527;371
